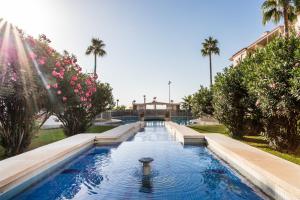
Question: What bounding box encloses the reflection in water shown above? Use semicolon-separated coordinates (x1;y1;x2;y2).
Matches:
139;175;153;193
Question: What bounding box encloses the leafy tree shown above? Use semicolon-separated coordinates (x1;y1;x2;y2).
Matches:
47;51;114;136
86;38;106;76
0;24;57;156
115;105;126;111
244;35;300;151
262;0;300;37
182;95;193;112
213;66;262;139
192;86;214;117
201;37;220;87
0;22;114;156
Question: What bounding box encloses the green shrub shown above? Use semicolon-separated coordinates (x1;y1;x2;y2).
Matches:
243;35;300;152
0;28;56;156
213;66;262;139
191;86;214;117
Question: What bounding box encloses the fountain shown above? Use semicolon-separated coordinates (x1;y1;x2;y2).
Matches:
139;157;154;193
139;157;154;176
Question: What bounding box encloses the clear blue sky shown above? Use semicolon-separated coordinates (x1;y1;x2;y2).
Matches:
1;0;277;106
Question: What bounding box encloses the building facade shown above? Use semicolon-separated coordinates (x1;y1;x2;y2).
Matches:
230;26;284;66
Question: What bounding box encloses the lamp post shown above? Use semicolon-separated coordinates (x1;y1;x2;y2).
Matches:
116;99;119;108
143;95;146;110
168;81;171;104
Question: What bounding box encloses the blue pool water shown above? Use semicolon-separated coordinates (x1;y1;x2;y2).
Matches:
13;122;267;200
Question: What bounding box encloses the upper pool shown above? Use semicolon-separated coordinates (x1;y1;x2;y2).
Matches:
13;121;268;200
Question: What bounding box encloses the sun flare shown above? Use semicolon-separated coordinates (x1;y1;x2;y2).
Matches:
0;0;49;35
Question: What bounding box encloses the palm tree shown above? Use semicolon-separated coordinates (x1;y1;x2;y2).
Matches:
261;0;299;38
201;37;220;87
86;38;106;76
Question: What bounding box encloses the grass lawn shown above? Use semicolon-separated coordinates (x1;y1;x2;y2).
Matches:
189;124;300;165
190;124;228;135
0;125;116;160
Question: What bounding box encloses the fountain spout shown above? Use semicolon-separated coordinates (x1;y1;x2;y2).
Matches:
139;157;154;176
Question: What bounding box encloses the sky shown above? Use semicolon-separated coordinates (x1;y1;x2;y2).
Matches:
0;0;277;106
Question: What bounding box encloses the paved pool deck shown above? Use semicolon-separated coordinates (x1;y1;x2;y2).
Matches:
0;122;144;200
166;122;300;200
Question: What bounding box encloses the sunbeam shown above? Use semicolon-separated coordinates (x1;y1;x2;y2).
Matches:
0;21;12;84
12;25;38;110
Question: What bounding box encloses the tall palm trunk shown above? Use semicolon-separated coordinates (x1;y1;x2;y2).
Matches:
283;2;289;38
209;53;212;87
94;53;97;76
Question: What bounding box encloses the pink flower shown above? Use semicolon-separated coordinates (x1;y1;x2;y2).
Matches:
57;70;64;79
86;79;92;86
46;84;51;89
29;52;36;60
62;96;67;101
57;90;62;95
52;83;58;89
71;75;78;81
74;89;79;93
70;81;75;86
77;83;82;90
55;62;61;67
52;70;58;77
38;57;46;65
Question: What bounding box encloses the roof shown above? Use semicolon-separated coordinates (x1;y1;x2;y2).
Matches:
230;25;284;61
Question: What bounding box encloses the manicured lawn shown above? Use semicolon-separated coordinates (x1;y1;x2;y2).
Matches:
189;124;300;165
86;125;116;133
189;124;228;135
0;125;116;160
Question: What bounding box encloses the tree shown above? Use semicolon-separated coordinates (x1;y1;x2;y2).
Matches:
213;66;262;139
201;37;220;87
191;86;214;117
47;51;114;136
0;25;57;156
243;35;300;151
182;95;193;112
115;105;126;111
86;38;106;76
262;0;299;38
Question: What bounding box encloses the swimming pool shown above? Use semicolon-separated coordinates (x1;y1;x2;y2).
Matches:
13;121;268;200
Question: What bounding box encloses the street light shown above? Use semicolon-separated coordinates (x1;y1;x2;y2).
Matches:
116;99;119;107
168;81;172;104
143;95;146;111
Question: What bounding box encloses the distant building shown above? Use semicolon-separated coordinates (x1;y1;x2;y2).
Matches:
230;26;284;66
132;100;180;111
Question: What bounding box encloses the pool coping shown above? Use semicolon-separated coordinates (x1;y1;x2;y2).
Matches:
0;121;144;200
165;121;206;145
166;122;300;200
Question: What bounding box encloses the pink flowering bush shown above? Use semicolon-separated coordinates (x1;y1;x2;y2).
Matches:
0;21;113;156
47;51;100;136
0;24;57;156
